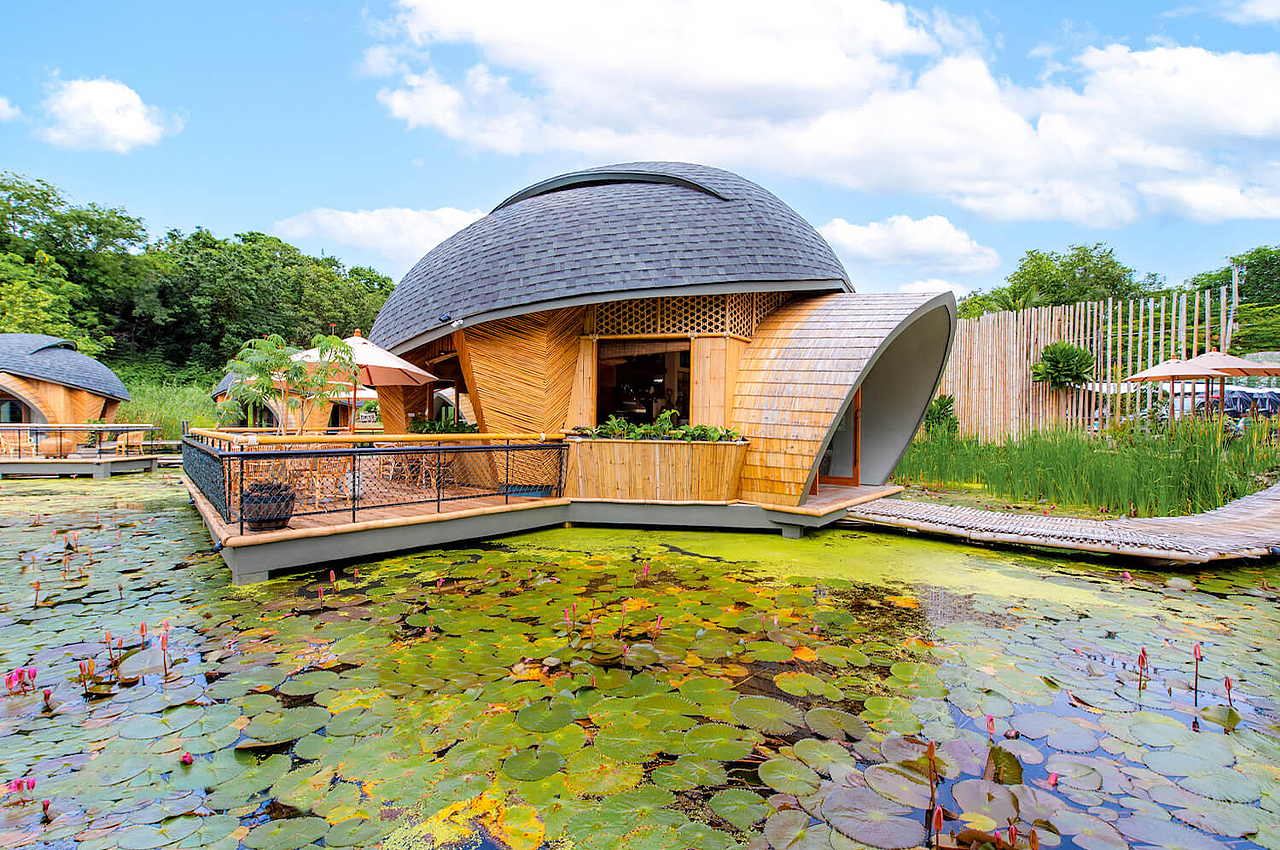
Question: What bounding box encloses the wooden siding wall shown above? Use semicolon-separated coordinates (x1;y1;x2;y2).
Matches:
0;372;115;424
733;293;937;507
463;307;586;434
565;439;748;501
938;286;1238;441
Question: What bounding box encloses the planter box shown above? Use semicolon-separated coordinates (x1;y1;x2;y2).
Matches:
565;438;748;502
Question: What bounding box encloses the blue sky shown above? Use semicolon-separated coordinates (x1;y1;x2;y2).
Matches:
3;1;1279;299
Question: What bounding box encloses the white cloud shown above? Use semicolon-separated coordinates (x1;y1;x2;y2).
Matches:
899;278;971;298
820;214;1000;274
364;1;1280;226
1221;0;1280;23
272;206;483;274
40;78;181;153
0;97;20;122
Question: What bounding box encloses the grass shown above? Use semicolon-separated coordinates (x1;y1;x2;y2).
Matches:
894;420;1280;517
115;382;218;441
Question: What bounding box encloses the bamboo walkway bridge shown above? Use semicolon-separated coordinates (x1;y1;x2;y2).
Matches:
845;482;1280;563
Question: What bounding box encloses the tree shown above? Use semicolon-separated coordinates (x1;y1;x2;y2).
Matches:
1190;245;1280;306
965;243;1157;316
218;334;356;435
0;250;108;354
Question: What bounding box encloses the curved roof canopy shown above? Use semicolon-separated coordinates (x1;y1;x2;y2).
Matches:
0;334;130;401
370;161;851;352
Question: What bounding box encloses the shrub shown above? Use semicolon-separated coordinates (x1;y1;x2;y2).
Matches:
1032;341;1094;389
922;395;958;436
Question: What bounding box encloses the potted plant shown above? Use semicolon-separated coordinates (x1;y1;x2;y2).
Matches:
241;481;297;531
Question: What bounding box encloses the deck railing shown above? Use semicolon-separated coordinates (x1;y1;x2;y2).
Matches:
0;423;160;459
181;431;569;535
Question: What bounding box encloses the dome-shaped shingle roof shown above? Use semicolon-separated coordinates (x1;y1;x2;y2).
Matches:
370;162;850;351
0;334;130;401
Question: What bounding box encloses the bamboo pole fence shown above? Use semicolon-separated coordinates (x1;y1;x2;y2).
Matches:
936;286;1237;441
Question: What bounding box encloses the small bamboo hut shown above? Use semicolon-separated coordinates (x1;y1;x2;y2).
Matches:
370;162;956;508
211;374;361;432
0;334;130;425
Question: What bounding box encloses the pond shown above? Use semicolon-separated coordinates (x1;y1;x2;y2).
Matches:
1;474;1278;850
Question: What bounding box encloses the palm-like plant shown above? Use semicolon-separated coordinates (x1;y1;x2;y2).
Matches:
1031;341;1094;389
219;334;356;435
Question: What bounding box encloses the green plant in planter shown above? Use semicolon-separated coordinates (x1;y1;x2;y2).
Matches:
1032;341;1094;389
407;409;479;434
574;409;741;442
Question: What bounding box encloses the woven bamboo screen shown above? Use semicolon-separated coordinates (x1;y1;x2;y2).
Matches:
938;286;1237;441
593;292;791;338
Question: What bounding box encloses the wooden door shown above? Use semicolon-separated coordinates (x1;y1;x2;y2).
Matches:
817;389;861;487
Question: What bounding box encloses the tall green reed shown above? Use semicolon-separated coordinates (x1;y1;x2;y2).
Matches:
115;383;218;441
896;420;1280;516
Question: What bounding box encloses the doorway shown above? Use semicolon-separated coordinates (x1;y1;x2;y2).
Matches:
817;389;861;486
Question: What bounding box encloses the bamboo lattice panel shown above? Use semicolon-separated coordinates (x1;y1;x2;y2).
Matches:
593;293;794;338
937;286;1238;441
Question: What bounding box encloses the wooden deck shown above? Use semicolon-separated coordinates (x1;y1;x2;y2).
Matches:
845;482;1280;563
0;455;159;479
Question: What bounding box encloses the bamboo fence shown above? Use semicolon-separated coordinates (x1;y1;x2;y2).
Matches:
937;286;1237;441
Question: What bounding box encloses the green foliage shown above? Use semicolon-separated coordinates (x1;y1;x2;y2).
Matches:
922;395;958;436
0;250;107;354
115;383;218;440
1190;244;1280;306
896;421;1280;516
575;409;742;442
1031;341;1095;389
220;334;356;435
0;172;393;370
407;411;480;434
1230;303;1280;355
106;358;220;388
964;243;1159;317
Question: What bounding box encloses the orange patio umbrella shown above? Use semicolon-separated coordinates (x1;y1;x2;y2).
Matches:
1123;358;1227;424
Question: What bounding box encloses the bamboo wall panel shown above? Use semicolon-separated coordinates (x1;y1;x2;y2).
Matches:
733;293;939;507
593;292;790;338
566;338;597;429
937;286;1238;441
565;438;747;501
463;307;585;435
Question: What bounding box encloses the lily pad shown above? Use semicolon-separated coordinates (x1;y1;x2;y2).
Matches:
709;788;769;831
823;786;926;849
758;757;821;795
730;695;805;734
242;816;329;849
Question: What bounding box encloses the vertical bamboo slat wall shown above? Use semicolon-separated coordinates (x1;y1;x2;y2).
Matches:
937;286;1237;441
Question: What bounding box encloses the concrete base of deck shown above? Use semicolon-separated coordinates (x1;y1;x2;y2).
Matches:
181;475;901;584
1;455;159;479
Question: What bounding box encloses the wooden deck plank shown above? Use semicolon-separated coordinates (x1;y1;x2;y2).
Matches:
846;483;1280;562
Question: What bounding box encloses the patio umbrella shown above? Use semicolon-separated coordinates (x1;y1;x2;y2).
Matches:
1183;351;1280;421
295;330;437;433
1124;358;1228;424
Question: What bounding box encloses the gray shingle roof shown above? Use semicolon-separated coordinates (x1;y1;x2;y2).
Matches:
0;334;130;401
369;162;851;351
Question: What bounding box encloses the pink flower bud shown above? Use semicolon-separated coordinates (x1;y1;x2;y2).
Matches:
1048;772;1059;787
139;622;147;639
986;715;995;735
1122;570;1133;581
42;799;50;816
932;805;943;833
25;778;35;792
26;667;35;682
329;570;336;584
179;752;193;766
1194;643;1202;661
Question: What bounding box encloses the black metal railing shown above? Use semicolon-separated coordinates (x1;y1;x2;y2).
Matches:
180;435;569;535
0;423;160;460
